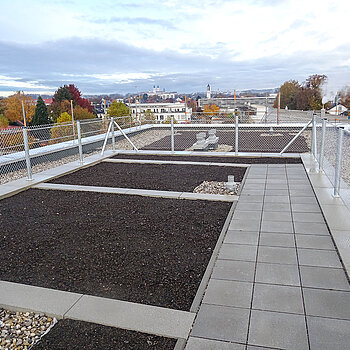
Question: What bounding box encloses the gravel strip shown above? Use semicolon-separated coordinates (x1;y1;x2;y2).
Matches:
0;129;169;185
193;181;239;195
0;309;56;350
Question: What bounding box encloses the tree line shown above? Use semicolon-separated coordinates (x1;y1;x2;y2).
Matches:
274;74;350;111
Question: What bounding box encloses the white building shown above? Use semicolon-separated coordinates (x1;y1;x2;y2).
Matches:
206;84;211;99
148;86;176;99
328;104;348;115
128;102;192;123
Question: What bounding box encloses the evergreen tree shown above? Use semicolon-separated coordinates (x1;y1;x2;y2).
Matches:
31;96;50;125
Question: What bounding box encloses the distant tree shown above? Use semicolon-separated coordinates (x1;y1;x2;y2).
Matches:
53;86;72;103
73;105;95;120
0;114;9;128
273;80;300;109
107;101;129;118
339;86;350;109
141;109;156;125
50;112;74;144
66;84;93;112
56;112;72;123
31;96;50;126
4;92;35;124
164;116;178;124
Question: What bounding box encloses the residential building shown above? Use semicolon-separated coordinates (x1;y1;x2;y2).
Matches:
127;102;192;123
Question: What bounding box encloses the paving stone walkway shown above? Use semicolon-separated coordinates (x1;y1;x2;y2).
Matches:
186;163;350;350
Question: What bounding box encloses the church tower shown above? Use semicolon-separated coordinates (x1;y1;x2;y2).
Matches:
206;84;211;99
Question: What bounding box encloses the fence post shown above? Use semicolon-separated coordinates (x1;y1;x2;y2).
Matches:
311;113;317;159
77;120;83;164
22;127;32;180
235;114;239;155
111;117;116;151
333;127;344;197
318;118;327;172
171;116;175;152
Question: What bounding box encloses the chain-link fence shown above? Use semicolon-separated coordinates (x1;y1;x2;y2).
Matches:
139;111;312;153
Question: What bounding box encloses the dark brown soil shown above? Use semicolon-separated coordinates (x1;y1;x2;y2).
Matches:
141;129;309;153
0;190;231;311
32;319;176;350
49;162;246;191
112;154;302;164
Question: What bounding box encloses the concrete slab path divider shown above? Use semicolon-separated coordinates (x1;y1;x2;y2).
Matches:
33;183;239;202
0;281;195;340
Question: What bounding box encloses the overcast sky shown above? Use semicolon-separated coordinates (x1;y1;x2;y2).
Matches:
0;0;349;97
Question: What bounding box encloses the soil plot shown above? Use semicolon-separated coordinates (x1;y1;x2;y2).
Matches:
32;319;176;350
49;162;246;192
112;154;302;164
141;129;309;153
0;190;231;311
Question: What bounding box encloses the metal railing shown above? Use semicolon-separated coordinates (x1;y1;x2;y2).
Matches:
310;109;350;202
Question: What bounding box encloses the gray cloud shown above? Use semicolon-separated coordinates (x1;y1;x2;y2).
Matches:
0;38;349;94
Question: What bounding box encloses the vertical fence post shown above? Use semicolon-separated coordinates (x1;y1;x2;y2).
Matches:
235;114;239;155
333;127;344;197
111;117;116;151
77;120;83;164
318;118;327;172
311;113;317;159
22;127;32;180
171;116;175;152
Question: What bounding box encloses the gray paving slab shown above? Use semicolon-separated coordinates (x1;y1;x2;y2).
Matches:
264;189;289;196
298;249;343;268
242;183;265;190
232;211;261;221
295;235;335;250
265;183;289;190
290;196;318;204
292;212;325;223
257;246;298;265
203;279;253;308
65;294;195;339
303;288;350;320
263;195;290;204
300;266;350;291
247;346;280;350
252;284;304;314
307;316;350;350
330;230;350;275
0;280;82;318
263;202;290;212
259;232;295;248
219;244;257;262
255;263;300;286
291;203;321;213
191;304;249;343
244;178;266;184
289;189;315;197
235;202;263;211
239;189;265;196
224;231;259;246
294;222;329;235
262;211;292;222
212;260;255;282
238;195;264;203
185;337;245;350
260;220;294;233
248;310;308;350
229;219;261;232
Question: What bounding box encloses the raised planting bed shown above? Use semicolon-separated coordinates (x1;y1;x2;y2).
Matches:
112;154;302;164
32;319;176;350
0;190;231;311
49;162;246;192
141;128;309;153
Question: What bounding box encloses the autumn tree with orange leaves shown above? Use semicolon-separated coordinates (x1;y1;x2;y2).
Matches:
203;104;220;115
4;92;35;125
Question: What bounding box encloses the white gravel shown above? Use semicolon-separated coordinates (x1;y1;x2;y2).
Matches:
0;309;56;350
193;181;239;195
